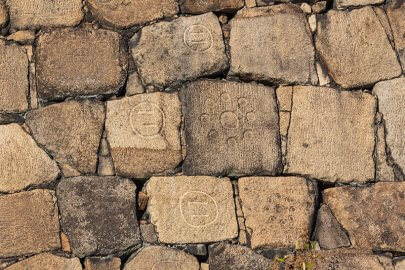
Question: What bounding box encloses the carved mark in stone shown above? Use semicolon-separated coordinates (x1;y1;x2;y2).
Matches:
184;25;213;53
130;102;165;137
152;260;182;270
180;191;219;228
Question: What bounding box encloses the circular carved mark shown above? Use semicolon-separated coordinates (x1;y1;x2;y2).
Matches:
184;25;213;53
220;111;238;129
152;260;181;270
208;129;218;139
180;191;219;228
220;93;231;102
227;137;237;147
238;97;247;107
130;102;165;137
246;112;255;122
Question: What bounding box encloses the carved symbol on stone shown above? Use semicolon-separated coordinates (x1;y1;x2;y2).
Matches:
220;111;239;130
130;102;165;137
180;191;219;228
184;25;213;53
152;260;181;270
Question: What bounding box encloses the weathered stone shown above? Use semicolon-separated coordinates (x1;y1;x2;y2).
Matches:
323;183;405;252
375;113;396;182
374;7;394;44
131;13;227;88
394;257;405;270
0;190;60;258
0;1;7;28
336;0;383;8
285;86;376;183
97;156;115;176
316;62;331;86
0;113;24;125
26;100;105;175
316;7;401;88
84;257;120;270
245;0;257;7
181;80;281;176
201;263;209;270
140;224;158;244
300;3;311;13
56;176;141;257
0;258;17;270
0;123;60;193
308;14;316;33
61;232;71;253
7;0;83;30
145;176;238;244
126;72;144;96
106;93;182;178
6;30;35;44
312;1;327;13
185;244;207;257
229;5;317;85
387;0;405;70
5;253;82;270
36;27;127;100
181;0;244;14
0;40;28;113
238;177;316;249
276;86;292;112
313;204;351;250
87;0;178;29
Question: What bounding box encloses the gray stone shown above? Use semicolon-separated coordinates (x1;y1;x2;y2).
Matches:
185;244;207;257
139;223;158;244
84;257;121;270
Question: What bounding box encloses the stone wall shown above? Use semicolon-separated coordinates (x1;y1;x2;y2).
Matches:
0;0;404;269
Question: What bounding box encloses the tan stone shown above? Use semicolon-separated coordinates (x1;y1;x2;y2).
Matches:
181;80;281;176
7;0;83;30
0;190;60;257
0;123;60;193
0;40;28;113
181;0;244;14
97;156;115;176
61;232;71;253
86;0;178;29
84;257;120;270
316;7;401;88
323;182;405;252
145;176;238;244
238;177;316;249
106;93;182;178
375;112;396;182
36;27;127;100
300;3;311;14
308;14;316;33
387;0;405;73
286;86;376;183
26;100;105;175
245;0;256;7
6;30;35;44
131;13;227;88
0;1;8;28
279;111;290;139
374;7;394;44
126;72;144;96
276;86;292;111
316;62;331;86
201;263;209;270
336;0;383;8
124;246;199;270
394;258;405;270
29;63;38;109
312;1;327;13
5;253;82;270
230;5;317;85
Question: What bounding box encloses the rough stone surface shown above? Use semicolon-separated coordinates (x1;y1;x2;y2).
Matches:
323;182;405;252
0;1;7;27
0;40;28;113
140;224;158;244
316;7;402;88
375;115;396;182
229;5;317;85
126;72;144;96
84;257;120;270
145;176;238;244
36;27;128;100
238;177;317;249
86;0;178;29
124;246;199;270
26;100;105;175
286;86;376;183
181;80;281;176
5;253;82;270
387;0;405;70
0;123;60;193
181;0;244;14
106;93;182;178
131;13;227;88
394;257;405;270
56;176;141;257
7;0;83;30
6;30;36;44
0;190;60;258
336;0;383;8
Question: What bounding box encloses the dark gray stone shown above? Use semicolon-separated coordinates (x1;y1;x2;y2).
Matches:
186;244;207;257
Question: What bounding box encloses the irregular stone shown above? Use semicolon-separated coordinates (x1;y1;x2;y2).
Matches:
256;0;275;6
140;224;158;244
145;176;238;244
131;13;227;88
0;1;7;28
276;86;292;112
229;5;317;85
7;30;36;44
374;7;394;44
124;246;199;270
97;156;115;176
5;253;82;270
56;176;141;257
300;3;311;13
106;93;182;178
387;0;405;70
7;0;83;30
245;0;257;7
375;113;396;182
29;63;39;110
0;190;60;257
84;257;121;270
0;123;60;192
323;182;405;252
313;204;351;250
279;112;290;138
308;14;316;33
26;100;105;175
181;80;281;176
0;258;17;270
61;232;71;253
238;177;316;249
316;62;331;86
185;244;207;257
201;263;209;270
36;27;127;100
316;7;401;88
285;86;376;183
0;113;24;124
86;0;178;29
394;257;405;270
126;72;144;96
336;0;383;8
0;40;28;113
312;1;327;13
181;0;244;14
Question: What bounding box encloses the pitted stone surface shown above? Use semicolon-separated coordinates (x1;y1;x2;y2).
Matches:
181;80;281;176
145;176;238;244
124;246;199;270
323;182;405;252
106;93;182;178
36;27;127;100
84;257;120;270
229;5;317;85
316;7;402;88
181;0;244;14
286;86;376;183
0;123;60;193
387;0;405;70
5;253;82;270
56;176;141;257
238;177;317;249
131;13;227;88
0;190;60;258
26;100;105;175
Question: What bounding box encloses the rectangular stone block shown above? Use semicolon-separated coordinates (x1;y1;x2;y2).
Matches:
180;0;244;14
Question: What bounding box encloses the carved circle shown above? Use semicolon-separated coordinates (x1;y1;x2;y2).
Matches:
184;25;213;53
180;191;219;228
130;102;165;137
227;137;237;147
220;111;238;129
246;112;255;122
220;93;231;102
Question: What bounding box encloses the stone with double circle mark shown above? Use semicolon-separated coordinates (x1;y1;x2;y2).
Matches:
184;25;213;52
130;102;165;137
180;191;219;227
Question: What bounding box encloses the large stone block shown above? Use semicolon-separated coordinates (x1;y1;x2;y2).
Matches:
285;86;376;183
131;13;227;88
387;0;405;70
106;93;182;178
181;80;281;176
180;0;244;14
229;5;317;85
145;176;238;244
5;253;82;270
